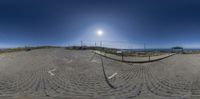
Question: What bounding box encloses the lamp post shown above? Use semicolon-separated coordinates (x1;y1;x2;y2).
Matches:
96;29;104;51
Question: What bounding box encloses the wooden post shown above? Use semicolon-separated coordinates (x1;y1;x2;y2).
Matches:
149;55;150;61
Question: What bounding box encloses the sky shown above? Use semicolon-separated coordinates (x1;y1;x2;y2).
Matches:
0;0;200;48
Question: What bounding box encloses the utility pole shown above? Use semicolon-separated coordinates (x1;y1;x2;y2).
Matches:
68;42;70;47
81;40;83;47
122;51;124;61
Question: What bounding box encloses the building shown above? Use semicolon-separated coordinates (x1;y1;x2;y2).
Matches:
171;46;184;53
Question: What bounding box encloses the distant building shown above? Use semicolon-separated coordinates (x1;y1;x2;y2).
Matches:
171;46;184;53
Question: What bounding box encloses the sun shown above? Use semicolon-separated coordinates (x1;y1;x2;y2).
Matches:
97;30;103;36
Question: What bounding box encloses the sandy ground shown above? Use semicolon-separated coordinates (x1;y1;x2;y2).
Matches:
0;48;200;99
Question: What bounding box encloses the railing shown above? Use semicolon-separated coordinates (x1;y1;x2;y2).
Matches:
94;50;175;63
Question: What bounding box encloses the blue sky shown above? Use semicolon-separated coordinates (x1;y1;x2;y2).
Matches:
0;0;200;48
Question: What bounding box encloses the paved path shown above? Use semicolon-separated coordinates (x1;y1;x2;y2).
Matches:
0;48;199;99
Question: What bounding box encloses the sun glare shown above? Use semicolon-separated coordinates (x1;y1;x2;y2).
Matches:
97;30;103;36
